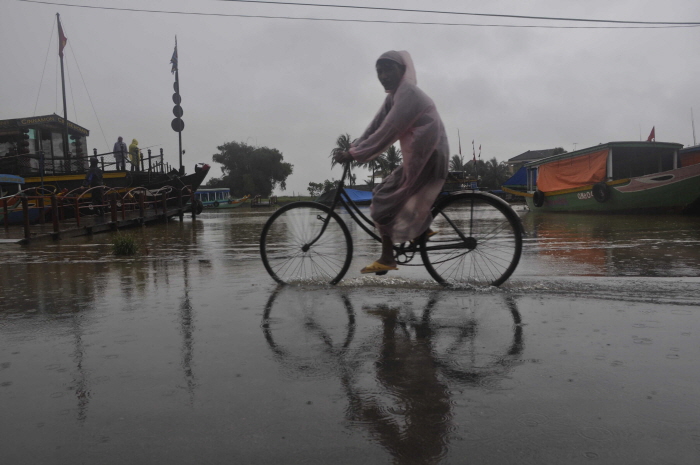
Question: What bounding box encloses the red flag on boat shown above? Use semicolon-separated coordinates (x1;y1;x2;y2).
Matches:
647;126;655;142
57;16;67;57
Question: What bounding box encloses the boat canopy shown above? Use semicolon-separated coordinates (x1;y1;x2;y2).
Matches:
536;149;608;192
502;166;527;188
0;174;25;184
526;142;683;193
679;146;700;167
341;188;373;203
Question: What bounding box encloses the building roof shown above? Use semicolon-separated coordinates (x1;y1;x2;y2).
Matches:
506;148;559;165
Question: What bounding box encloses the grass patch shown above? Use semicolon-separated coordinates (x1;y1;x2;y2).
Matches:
112;233;139;256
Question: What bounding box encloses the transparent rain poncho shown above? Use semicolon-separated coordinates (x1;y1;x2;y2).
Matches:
349;51;449;243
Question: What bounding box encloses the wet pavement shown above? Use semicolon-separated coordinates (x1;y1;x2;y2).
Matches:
1;207;700;464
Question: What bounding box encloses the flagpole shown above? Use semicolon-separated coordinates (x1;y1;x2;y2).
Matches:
176;67;183;174
457;129;464;185
57;13;71;173
175;37;183;174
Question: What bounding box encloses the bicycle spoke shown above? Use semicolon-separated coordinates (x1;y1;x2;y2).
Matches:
261;203;353;284
421;193;522;287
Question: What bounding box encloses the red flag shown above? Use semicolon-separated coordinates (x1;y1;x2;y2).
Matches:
57;16;67;57
458;129;462;155
647;126;655;142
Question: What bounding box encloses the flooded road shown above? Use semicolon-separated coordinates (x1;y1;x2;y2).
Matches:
1;207;699;464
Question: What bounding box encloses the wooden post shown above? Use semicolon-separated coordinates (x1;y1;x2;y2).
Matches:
38;196;45;225
148;149;152;173
139;192;145;218
177;188;184;221
21;195;30;240
160;148;164;173
51;194;59;233
162;192;168;216
100;156;105;171
74;197;81;227
191;189;196;220
110;193;118;223
3;199;9;229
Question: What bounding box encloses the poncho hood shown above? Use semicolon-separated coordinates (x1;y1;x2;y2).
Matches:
376;50;417;91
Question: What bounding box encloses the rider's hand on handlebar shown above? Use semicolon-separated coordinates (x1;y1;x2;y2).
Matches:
333;151;353;164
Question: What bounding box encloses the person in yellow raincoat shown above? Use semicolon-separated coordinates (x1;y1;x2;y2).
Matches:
128;139;140;172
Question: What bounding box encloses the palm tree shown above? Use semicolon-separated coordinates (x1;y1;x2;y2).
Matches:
366;157;385;187
479;157;510;190
449;154;464;172
381;145;402;176
329;133;357;186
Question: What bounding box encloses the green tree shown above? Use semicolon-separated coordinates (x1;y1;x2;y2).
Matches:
477;157;511;190
307;179;339;198
449;154;465;172
307;182;324;197
329;133;357;186
207;141;293;197
366;157;385;187
380;145;402;177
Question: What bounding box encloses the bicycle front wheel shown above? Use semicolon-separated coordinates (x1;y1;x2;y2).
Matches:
260;202;353;285
420;192;522;287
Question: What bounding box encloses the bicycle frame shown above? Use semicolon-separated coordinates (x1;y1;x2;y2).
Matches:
319;163;428;265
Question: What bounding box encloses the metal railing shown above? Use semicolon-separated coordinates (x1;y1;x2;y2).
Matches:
1;184;197;239
0;148;175;177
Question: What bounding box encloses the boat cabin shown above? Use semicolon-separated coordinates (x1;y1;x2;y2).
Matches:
0;114;90;177
195;188;230;206
525;141;683;193
679;145;700;167
0;174;24;198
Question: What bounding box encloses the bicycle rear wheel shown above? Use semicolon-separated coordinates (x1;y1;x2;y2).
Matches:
420;192;522;287
260;202;353;285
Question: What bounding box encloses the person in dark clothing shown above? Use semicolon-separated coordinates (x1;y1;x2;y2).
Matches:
83;157;104;212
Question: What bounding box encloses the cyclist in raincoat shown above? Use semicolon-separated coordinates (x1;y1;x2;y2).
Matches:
334;50;449;274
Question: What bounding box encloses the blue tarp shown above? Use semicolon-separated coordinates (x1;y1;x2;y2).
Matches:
0;174;25;184
341;188;373;203
502;166;527;187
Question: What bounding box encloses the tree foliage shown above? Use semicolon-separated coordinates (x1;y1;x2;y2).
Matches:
449;155;512;190
449;154;465;172
329;133;357;186
308;179;339;197
207;141;293;197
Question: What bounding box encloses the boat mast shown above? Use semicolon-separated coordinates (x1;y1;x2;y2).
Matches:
57;13;71;172
692;108;697;146
171;36;184;175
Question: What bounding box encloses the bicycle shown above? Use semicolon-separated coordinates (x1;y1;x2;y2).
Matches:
260;162;523;287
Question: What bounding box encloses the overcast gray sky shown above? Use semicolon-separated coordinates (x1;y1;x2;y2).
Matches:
2;0;699;194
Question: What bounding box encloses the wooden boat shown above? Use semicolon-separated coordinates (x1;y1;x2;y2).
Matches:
195;188;250;209
0;114;209;198
502;141;700;213
0;15;210;215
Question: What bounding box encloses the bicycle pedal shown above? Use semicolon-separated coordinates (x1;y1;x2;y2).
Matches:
375;271;388;276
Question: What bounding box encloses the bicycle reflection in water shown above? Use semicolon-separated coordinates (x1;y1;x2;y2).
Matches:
262;287;524;464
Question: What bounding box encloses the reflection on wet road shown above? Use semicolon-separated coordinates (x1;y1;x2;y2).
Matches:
263;288;524;464
1;209;699;464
